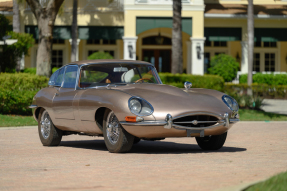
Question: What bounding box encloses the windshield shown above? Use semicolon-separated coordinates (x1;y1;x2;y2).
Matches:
79;63;161;88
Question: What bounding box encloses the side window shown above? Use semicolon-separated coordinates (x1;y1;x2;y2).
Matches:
55;68;65;87
62;66;78;88
48;70;59;86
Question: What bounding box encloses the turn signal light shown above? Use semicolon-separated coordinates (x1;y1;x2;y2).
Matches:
125;116;144;122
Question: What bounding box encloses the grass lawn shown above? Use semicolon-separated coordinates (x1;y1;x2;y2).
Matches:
239;109;287;121
0;109;286;127
0;114;37;127
245;171;287;191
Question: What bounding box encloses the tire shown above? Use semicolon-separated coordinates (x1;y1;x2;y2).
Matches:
133;137;141;144
38;108;63;146
103;110;134;153
195;132;227;150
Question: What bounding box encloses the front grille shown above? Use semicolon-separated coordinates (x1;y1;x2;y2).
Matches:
173;115;219;128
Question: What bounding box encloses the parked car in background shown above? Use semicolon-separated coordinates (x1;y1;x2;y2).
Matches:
30;60;239;153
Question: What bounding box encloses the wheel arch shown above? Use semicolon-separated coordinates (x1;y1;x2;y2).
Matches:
95;107;111;131
34;107;44;121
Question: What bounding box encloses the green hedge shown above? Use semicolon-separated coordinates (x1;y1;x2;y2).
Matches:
0;73;48;90
225;83;287;99
239;73;287;85
0;73;48;115
159;73;224;91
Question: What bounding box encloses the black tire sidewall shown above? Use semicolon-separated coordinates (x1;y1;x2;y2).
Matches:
103;110;134;153
38;108;62;146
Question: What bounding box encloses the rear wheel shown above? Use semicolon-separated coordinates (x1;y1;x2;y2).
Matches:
38;108;62;146
103;110;134;153
195;132;227;150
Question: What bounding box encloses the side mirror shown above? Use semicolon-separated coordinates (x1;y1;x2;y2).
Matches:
184;81;192;90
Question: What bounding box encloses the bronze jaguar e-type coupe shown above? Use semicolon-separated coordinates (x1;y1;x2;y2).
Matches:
30;60;239;153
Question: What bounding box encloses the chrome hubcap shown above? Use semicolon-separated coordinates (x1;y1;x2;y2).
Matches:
40;110;51;139
106;111;120;145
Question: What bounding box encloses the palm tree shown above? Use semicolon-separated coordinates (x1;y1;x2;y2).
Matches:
71;0;78;62
172;0;183;74
13;0;21;72
247;0;254;95
25;0;65;77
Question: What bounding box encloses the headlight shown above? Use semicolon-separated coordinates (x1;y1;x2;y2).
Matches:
222;95;239;111
128;97;154;116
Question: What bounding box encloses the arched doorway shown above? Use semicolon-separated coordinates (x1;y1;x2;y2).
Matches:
141;35;172;73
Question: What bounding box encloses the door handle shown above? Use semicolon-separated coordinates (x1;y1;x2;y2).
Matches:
55;93;59;96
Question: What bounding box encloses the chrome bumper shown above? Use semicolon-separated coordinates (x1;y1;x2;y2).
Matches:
120;112;239;131
29;105;37;108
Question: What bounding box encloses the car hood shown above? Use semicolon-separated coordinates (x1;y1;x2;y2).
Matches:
112;84;230;120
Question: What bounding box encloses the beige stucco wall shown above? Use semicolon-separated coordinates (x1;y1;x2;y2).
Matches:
124;10;204;38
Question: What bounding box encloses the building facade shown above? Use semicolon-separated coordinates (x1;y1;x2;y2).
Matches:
1;0;287;74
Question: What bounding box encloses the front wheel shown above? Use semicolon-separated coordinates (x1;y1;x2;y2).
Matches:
103;110;134;153
195;132;227;150
38;108;62;146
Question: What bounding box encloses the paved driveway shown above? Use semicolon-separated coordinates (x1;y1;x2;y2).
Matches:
0;122;287;191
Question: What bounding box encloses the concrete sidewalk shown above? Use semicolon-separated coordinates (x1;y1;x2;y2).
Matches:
261;99;287;115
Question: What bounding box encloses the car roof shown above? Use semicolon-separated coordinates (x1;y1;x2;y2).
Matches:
68;59;153;66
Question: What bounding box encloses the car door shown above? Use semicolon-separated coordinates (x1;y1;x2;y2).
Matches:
53;65;79;120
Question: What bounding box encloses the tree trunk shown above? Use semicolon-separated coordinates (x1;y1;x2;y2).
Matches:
26;0;64;77
13;0;21;72
172;0;183;74
71;0;78;62
247;0;254;95
36;12;54;77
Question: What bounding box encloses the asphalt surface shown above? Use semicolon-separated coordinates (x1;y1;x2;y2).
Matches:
1;122;287;191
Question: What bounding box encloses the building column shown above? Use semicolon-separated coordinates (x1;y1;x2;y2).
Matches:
241;41;248;74
122;37;138;60
190;37;205;75
69;39;81;61
186;41;191;74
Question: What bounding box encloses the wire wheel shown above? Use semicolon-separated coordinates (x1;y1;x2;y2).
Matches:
40;110;51;139
106;111;120;145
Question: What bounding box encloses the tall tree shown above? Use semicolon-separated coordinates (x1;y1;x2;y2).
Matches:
171;0;183;74
13;0;21;72
26;0;65;77
71;0;78;62
247;0;254;95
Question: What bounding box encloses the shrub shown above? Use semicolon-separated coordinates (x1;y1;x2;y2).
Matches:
88;51;113;60
239;73;287;85
224;83;287;100
159;73;224;91
208;54;240;82
23;67;36;75
0;73;49;115
0;73;48;90
0;14;34;72
0;88;38;115
52;67;60;74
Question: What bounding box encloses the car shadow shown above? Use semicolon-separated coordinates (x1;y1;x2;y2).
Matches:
60;140;246;154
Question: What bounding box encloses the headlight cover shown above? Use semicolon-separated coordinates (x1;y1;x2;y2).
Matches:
128;97;154;116
222;95;239;111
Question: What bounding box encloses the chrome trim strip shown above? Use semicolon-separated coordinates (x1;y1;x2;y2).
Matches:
173;122;223;130
230;118;240;123
174;121;218;124
172;112;224;120
120;121;166;126
29;105;37;108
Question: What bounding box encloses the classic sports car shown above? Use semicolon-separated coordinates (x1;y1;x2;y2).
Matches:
30;60;239;153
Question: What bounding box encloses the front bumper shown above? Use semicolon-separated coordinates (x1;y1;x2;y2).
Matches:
120;112;239;138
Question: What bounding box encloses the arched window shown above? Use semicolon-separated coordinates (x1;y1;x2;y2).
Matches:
142;35;171;45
